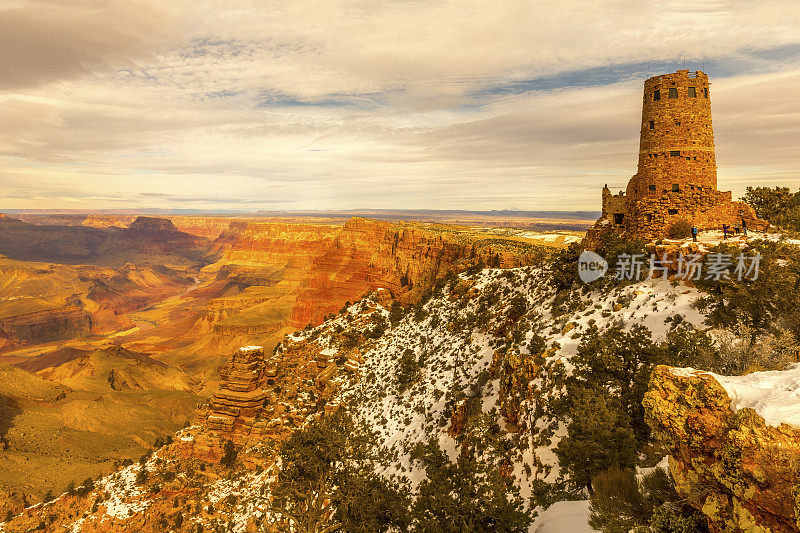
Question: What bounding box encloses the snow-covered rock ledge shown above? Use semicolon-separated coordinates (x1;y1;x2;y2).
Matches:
645;365;800;532
668;365;800;429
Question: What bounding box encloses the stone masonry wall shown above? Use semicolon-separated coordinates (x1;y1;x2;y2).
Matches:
587;69;767;245
628;70;716;198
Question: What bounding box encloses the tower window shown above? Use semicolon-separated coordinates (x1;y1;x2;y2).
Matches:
668;88;678;99
672;184;680;192
668;209;679;215
670;150;680;157
703;87;709;98
688;87;697;97
647;214;653;222
649;120;654;129
653;90;661;101
649;185;656;191
614;213;624;225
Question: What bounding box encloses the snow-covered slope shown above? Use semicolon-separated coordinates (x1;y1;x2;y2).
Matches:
671;365;800;428
282;266;706;519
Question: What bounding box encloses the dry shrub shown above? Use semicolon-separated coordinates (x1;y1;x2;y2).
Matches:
666;219;693;239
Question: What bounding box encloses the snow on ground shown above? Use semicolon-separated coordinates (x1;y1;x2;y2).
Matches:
532;500;595;533
98;459;153;519
544;279;705;363
669;365;800;428
712;366;800;427
517;232;583;244
320;266;709;504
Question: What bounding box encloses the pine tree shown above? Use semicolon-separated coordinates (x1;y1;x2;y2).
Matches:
220;439;237;468
267;409;409;533
554;390;637;493
135;466;147;485
569;323;661;442
410;439;532;532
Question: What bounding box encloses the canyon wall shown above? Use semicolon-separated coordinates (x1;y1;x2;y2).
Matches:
644;366;800;532
0;304;91;347
212;217;542;331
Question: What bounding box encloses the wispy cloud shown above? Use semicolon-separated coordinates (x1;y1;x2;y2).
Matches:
1;0;800;211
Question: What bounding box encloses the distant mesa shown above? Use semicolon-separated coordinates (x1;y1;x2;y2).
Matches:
127;216;181;234
586;70;767;246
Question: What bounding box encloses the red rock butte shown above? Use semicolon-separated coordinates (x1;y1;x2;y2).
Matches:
587;69;766;245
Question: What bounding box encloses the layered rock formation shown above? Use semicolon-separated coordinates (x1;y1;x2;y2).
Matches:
190;346;271;458
213;217;542;331
0;303;91;347
202;347;269;440
185;295;387;461
0;215;215;267
644;366;800;532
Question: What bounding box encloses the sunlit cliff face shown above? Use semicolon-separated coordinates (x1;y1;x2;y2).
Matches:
2;1;800;212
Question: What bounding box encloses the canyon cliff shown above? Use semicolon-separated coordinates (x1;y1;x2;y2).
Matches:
212;217;540;331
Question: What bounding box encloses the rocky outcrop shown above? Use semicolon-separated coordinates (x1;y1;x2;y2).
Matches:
127;216;181;234
167;216;240;239
185;295;387;462
81;214;135;229
0;304;91;346
205;346;269;438
190;346;272;458
0;216;215;267
644;366;800;532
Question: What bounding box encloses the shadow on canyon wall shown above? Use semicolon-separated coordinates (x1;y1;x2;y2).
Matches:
0;395;20;449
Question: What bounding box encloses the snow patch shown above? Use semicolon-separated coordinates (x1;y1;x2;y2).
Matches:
532;500;595;533
711;365;800;428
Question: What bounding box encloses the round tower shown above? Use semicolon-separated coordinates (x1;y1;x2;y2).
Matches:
626;70;716;200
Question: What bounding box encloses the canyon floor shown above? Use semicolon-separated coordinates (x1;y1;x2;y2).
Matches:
0;212;580;500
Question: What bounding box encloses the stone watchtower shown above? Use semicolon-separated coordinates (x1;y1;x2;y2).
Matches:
588;69;764;243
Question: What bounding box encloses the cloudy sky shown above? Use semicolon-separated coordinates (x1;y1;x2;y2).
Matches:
2;0;800;212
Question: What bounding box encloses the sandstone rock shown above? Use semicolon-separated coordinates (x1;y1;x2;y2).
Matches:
644;366;800;532
0;304;91;346
127;216;181;234
195;346;270;451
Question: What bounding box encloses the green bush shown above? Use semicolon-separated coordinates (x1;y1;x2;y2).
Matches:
649;505;704;532
589;467;704;533
389;301;404;326
396;350;423;393
588;468;648;532
220;439;237;468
